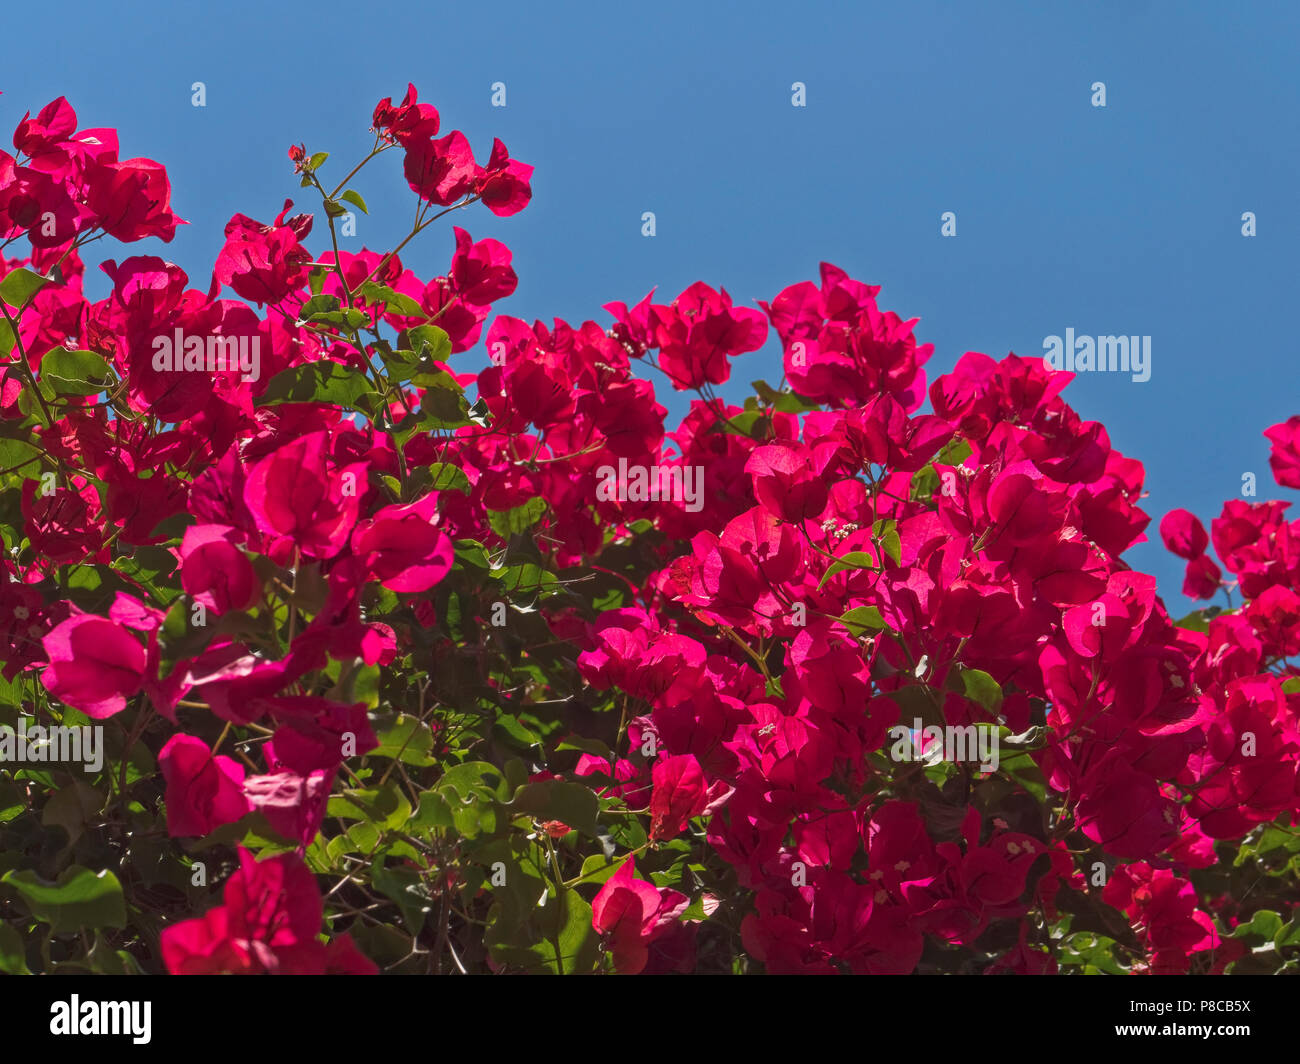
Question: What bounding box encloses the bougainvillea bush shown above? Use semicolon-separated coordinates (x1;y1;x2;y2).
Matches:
0;88;1298;976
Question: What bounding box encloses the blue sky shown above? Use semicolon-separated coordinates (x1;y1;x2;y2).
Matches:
5;0;1298;606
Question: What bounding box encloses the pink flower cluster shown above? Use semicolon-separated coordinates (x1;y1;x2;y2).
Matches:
2;89;1296;975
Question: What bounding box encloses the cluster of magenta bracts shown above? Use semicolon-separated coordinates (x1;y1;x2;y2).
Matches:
573;324;1300;974
2;90;1297;975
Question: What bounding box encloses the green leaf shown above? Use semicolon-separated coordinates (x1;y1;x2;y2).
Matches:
371;856;432;933
491;561;559;596
750;379;816;413
369;715;438;767
488;497;547;538
881;686;940;738
255;360;374;410
1174;607;1220;633
304;306;371;330
341;189;369;215
329;785;412;831
555;735;615;762
1238;824;1300;863
148;510;195;541
432;763;506;839
1002;724;1046;749
1232;909;1283;940
452;538;491;571
2;866;126;933
717;410;768;438
909;465;940;501
306;151;329;172
345;820;382;854
679;894;715;922
0;438;41;474
39;348;112;396
493;712;545;755
0;923;29;973
818;550;877;588
427;462;471;494
1274;916;1300;951
507;780;599;837
574;854;625;888
873;519;901;565
41;781;104;850
379;346;419;382
299;294;341;319
15;386;47;420
356;282;423;318
417;368;471;427
1059;931;1128;974
837;606;887;636
436;761;508;801
536;888;599;975
960;667;1004;714
485;870;599;975
0;267;50;309
408;791;455;834
1000;752;1047;801
592;586;625;611
87;932;143;975
934;437;972;467
0;779;25;822
405;325;452;363
132;544;178;580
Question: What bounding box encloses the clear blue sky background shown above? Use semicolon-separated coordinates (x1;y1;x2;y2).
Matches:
5;0;1298;607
